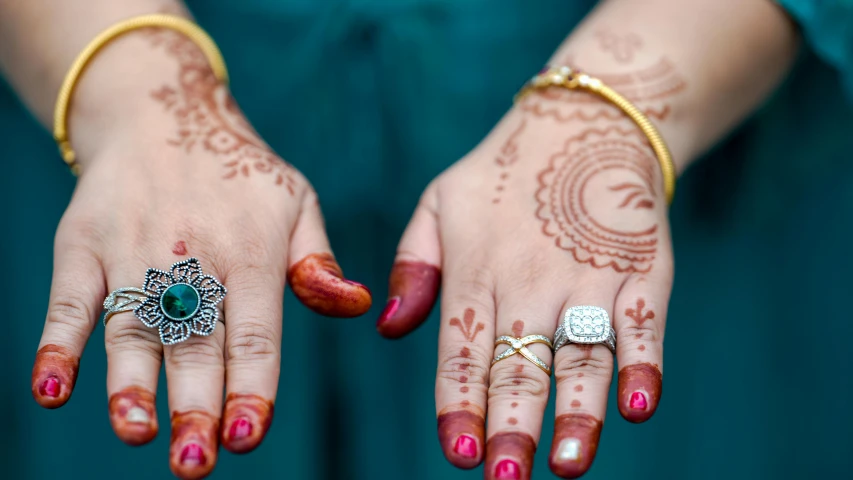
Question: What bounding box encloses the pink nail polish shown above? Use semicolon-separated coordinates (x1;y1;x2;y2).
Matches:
180;443;206;466
229;417;253;440
629;391;648;410
494;459;521;479
376;297;401;325
453;434;477;459
39;377;60;398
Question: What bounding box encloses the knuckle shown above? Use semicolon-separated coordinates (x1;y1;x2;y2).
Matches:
437;344;491;386
225;321;280;363
47;296;94;329
105;318;161;357
618;322;661;345
554;348;613;384
489;359;550;399
167;337;223;367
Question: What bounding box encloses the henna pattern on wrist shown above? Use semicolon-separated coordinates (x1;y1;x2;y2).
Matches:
147;30;296;194
535;127;659;273
595;29;643;64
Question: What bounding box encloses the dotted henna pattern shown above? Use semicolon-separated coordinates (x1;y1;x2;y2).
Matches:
535;127;659;273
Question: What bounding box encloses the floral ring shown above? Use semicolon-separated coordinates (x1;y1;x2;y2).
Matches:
103;258;227;345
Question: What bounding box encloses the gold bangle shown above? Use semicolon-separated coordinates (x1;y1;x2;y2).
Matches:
53;14;229;175
515;65;676;205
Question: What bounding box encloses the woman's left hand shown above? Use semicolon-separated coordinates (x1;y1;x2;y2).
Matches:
375;99;673;478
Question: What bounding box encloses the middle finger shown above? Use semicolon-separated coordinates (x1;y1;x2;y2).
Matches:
484;281;561;480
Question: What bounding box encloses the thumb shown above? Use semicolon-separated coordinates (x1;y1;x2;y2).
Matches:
376;182;441;339
287;189;372;317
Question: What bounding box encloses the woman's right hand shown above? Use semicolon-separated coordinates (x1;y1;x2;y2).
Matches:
29;30;371;480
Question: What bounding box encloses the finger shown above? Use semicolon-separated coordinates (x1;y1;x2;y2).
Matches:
435;264;496;469
549;296;617;479
614;269;671;423
162;259;227;479
287;189;372;317
32;237;105;409
484;286;559;480
103;255;166;446
377;182;441;338
220;267;281;454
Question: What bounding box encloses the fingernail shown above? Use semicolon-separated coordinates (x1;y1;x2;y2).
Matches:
377;297;401;326
180;443;206;466
629;391;648;410
494;459;521;479
453;434;477;459
39;376;60;398
229;417;253;440
556;438;582;461
126;407;150;423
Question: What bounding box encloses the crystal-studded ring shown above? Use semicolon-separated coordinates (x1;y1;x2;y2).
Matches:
553;306;616;354
103;258;227;345
492;335;554;375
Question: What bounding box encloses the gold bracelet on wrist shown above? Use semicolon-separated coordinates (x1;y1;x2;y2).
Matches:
515;65;676;205
53;14;229;175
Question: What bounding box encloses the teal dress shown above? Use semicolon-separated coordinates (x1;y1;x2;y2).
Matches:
2;1;852;478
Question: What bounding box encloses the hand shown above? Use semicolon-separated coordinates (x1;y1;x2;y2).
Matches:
376;96;672;478
29;31;371;480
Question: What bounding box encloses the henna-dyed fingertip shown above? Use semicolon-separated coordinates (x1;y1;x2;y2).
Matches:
288;253;372;318
618;363;662;423
31;345;79;409
549;414;602;479
221;394;274;454
109;386;158;446
438;410;485;469
377;262;440;339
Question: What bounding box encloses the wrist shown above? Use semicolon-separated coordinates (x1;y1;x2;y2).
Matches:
62;29;218;169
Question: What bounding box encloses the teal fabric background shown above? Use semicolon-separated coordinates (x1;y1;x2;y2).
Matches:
2;1;853;478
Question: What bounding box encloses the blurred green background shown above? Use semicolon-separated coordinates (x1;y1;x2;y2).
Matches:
2;1;853;478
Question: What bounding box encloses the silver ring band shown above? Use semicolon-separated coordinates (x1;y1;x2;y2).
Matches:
553;306;616;354
102;258;227;345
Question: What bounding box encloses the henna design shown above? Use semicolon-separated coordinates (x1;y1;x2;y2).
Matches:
625;298;655;326
449;308;485;342
438;410;485;469
170;410;219;479
287;253;372;318
535;127;659;273
147;30;296;193
493;119;527;204
571;400;582;408
221;393;274;454
485;432;536;480
511;320;525;337
618;362;662;423
549;414;603;478
31;344;79;409
109;386;158;446
508;417;518;425
518;58;685;123
596;29;642;64
172;240;188;256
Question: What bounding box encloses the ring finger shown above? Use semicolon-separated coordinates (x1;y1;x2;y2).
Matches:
549;289;617;479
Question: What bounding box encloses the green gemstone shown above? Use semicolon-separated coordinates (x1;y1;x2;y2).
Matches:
161;283;200;320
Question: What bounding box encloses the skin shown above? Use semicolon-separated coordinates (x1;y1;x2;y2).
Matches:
1;2;371;476
376;261;441;338
109;386;159;445
380;0;799;476
31;344;79;409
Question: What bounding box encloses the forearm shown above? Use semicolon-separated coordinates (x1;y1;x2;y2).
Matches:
534;0;799;173
0;0;192;161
